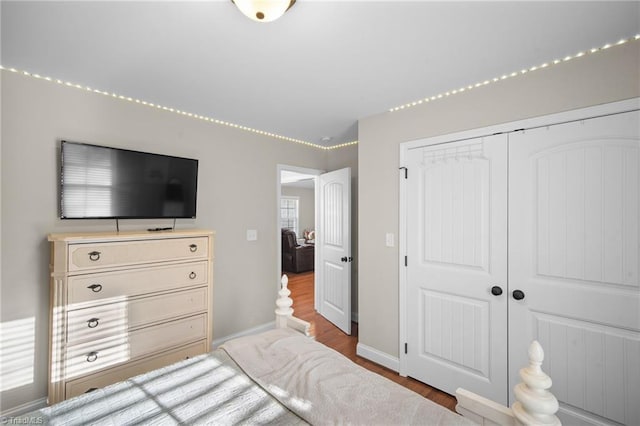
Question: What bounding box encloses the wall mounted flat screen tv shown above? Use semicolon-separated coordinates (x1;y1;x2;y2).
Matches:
60;141;198;219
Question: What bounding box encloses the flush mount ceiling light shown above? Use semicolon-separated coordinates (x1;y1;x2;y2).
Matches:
232;0;296;22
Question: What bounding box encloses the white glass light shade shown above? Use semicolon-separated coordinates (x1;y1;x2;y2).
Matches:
233;0;295;23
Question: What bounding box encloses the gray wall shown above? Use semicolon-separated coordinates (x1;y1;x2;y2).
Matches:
357;41;640;358
0;70;335;411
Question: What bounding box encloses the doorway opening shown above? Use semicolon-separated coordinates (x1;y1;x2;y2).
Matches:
277;165;353;335
277;165;321;311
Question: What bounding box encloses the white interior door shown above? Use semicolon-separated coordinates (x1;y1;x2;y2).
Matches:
405;135;509;404
318;167;352;335
509;111;640;425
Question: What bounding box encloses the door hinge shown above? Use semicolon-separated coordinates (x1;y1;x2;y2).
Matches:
404;343;408;354
399;166;408;179
404;256;407;266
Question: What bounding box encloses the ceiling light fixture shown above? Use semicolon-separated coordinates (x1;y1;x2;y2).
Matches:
231;0;296;22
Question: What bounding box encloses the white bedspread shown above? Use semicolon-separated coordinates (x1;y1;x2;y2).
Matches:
24;349;305;425
221;328;475;426
21;328;475;425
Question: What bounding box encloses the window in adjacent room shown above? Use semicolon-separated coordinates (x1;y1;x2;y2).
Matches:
280;196;299;236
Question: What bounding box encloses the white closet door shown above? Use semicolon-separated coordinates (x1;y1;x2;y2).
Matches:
509;111;640;425
406;134;509;404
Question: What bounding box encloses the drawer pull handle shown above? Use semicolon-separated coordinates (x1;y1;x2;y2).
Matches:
87;284;103;293
87;318;100;328
189;244;198;252
189;272;197;279
86;351;98;363
84;387;98;393
88;251;101;261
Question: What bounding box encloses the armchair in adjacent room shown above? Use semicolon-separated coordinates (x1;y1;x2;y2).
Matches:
281;229;315;273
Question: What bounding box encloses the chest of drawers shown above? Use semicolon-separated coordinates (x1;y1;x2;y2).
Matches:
47;230;214;404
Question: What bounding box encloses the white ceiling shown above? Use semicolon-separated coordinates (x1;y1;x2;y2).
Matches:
2;1;639;147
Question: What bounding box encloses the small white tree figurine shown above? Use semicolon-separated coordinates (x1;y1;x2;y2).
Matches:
512;341;561;425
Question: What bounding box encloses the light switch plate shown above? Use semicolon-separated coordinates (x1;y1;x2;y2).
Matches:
247;229;258;241
385;233;394;247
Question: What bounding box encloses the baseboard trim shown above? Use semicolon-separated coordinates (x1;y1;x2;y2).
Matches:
356;342;399;372
211;321;275;349
1;397;47;417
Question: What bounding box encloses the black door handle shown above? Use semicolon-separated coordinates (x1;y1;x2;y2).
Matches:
491;286;503;296
512;289;525;300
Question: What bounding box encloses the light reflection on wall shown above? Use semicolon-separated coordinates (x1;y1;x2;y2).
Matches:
0;317;36;391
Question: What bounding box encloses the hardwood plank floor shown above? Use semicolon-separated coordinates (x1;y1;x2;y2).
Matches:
285;271;458;412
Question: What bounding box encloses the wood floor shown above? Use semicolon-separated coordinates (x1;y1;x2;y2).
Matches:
285;271;458;412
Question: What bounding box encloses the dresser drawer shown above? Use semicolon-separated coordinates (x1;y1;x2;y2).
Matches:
65;314;207;379
67;287;208;344
67;261;208;305
68;237;209;272
65;340;207;399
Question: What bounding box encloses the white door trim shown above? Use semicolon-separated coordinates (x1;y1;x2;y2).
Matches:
398;97;640;378
398;150;408;376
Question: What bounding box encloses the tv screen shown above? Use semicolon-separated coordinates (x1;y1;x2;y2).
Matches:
60;141;198;219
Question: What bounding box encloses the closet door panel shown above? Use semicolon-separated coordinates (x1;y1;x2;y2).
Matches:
406;135;508;404
509;110;640;425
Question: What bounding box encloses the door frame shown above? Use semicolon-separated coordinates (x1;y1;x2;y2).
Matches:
398;97;639;377
277;164;324;310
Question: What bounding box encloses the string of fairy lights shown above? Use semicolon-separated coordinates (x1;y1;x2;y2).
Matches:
1;34;637;150
388;34;640;113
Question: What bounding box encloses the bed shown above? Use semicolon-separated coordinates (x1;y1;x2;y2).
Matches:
20;276;559;425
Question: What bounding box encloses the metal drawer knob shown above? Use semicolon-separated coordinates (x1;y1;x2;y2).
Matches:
86;351;98;363
87;318;100;328
491;286;503;296
88;251;101;261
87;284;103;293
189;244;198;253
189;272;197;279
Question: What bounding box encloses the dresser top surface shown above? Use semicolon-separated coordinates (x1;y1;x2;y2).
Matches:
48;229;215;243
